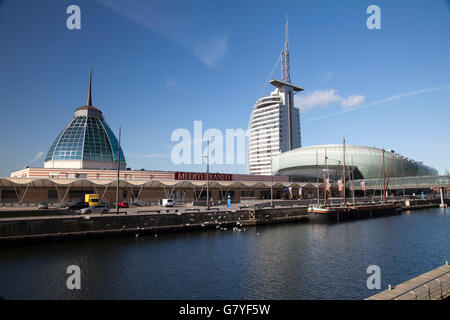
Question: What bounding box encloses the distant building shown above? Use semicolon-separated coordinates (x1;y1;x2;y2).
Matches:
44;69;126;170
273;144;439;182
248;19;303;175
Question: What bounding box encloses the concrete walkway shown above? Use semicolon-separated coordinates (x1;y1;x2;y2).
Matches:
366;263;450;300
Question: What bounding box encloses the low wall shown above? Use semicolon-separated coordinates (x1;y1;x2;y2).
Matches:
0;206;309;244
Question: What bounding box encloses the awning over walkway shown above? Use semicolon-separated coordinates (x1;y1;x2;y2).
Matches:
0;178;322;189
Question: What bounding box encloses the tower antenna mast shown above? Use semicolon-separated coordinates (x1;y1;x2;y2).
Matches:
281;16;291;83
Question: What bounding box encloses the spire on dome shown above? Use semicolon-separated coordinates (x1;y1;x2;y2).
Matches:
87;67;93;106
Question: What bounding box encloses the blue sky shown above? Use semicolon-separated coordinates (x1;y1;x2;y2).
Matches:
0;0;449;176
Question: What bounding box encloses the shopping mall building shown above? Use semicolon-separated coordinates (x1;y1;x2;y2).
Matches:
1;71;312;205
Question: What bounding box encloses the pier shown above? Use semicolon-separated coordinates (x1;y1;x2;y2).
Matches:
366;262;450;300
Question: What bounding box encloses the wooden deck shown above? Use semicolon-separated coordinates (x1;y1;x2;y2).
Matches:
366;263;450;300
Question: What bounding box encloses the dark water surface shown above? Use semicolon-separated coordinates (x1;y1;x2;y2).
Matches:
1;207;449;300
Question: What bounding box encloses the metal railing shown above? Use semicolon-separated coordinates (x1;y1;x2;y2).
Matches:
392;270;450;300
352;175;450;190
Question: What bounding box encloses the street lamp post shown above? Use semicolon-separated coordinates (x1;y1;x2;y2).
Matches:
204;139;210;210
115;126;121;215
270;149;274;207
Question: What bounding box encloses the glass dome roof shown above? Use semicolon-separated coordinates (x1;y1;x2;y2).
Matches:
45;115;125;164
44;69;126;168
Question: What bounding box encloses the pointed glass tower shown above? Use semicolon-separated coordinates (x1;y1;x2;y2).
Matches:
44;69;126;170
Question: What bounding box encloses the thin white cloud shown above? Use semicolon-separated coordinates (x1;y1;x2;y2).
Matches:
295;89;365;112
341;95;366;108
126;153;169;159
30;151;44;163
165;78;177;88
316;70;333;81
95;0;230;68
305;84;450;122
193;32;229;69
143;154;169;158
295;89;341;111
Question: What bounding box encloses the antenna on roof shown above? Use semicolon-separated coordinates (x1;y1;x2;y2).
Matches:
87;67;93;106
281;15;290;83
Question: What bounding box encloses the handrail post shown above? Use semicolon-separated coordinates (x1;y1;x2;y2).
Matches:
424;284;431;300
436;279;443;299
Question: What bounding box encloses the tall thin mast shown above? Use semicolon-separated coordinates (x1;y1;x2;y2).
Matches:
87;67;93;106
351;155;355;204
115;126;121;215
206;139;210;210
281;16;291;83
382;148;386;204
343;137;346;205
316;149;319;205
270;147;274;207
402;160;405;200
324;149;328;207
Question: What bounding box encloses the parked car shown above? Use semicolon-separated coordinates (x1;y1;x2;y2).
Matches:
68;201;89;210
80;204;109;214
118;201;129;208
38;202;48;209
131;200;146;207
160;199;174;207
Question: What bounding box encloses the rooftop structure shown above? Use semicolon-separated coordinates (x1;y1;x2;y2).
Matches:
44;69;126;170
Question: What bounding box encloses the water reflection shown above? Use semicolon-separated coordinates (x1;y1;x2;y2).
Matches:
0;208;449;300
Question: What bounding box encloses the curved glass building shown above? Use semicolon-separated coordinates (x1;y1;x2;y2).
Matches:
44;70;126;170
272;144;438;182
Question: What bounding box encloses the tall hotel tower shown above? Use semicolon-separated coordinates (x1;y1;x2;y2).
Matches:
248;19;304;175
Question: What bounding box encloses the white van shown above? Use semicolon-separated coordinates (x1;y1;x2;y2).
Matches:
161;199;174;207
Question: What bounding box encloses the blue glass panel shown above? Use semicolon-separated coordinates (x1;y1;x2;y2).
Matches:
46;117;86;161
101;120;126;165
82;117;114;162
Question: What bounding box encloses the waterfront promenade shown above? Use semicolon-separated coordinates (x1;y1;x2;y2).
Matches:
367;262;450;300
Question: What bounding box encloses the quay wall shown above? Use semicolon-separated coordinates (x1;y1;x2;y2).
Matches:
0;206;309;244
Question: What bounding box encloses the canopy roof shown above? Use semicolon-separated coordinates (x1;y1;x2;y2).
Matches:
0;177;322;189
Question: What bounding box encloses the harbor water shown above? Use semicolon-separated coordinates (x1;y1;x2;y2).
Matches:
0;207;449;300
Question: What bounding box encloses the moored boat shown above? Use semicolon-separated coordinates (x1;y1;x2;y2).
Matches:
308;205;337;214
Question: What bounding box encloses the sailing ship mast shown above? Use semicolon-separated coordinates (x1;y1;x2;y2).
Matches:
316;149;319;205
382;148;386;204
351;155;356;204
343;137;346;206
324;148;328;207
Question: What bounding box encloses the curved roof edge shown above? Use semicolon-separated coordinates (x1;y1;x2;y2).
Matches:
0;178;313;188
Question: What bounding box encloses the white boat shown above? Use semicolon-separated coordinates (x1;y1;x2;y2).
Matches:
307;206;337;214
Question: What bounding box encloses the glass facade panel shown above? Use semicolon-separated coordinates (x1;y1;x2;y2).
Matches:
83;117;113;162
45;114;126;166
46;117;86;161
101;120;125;164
